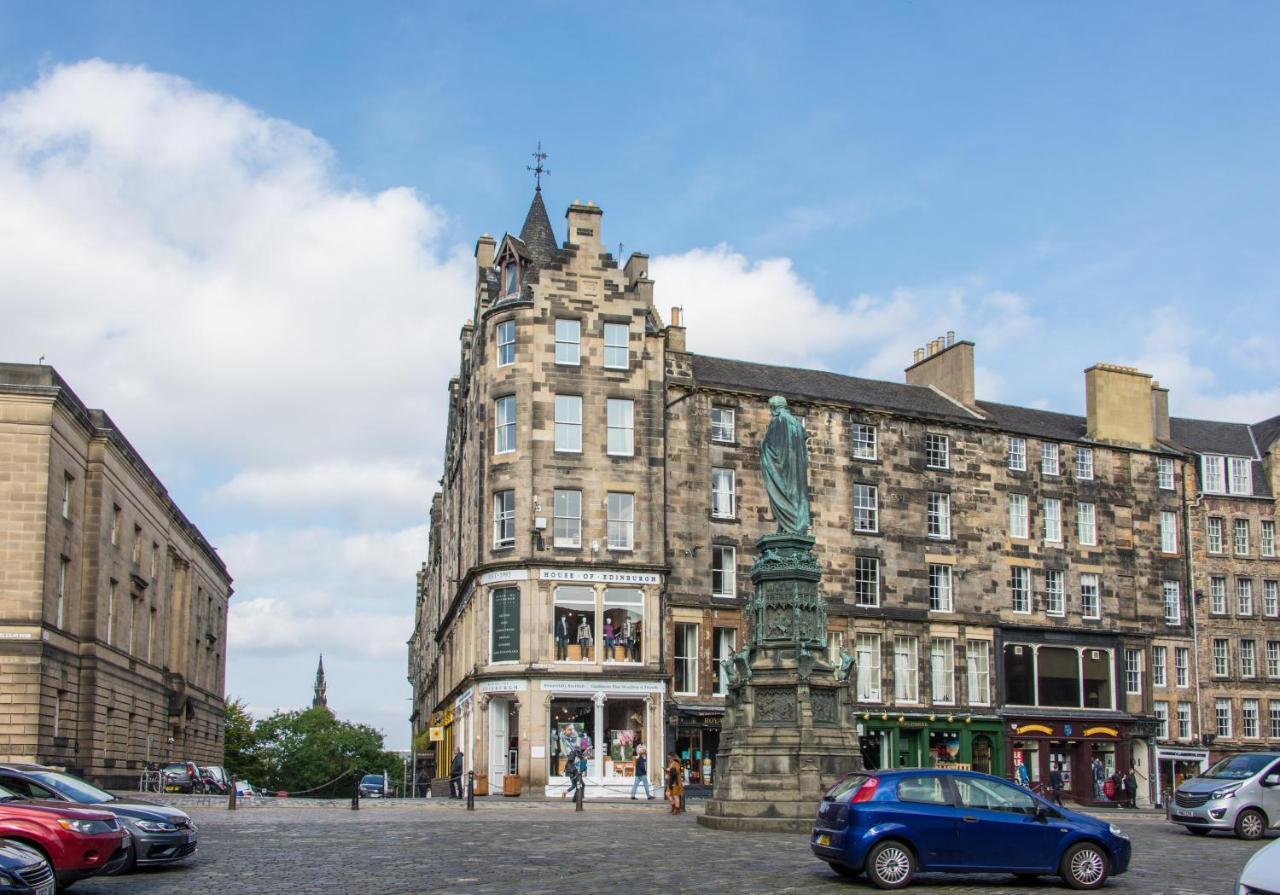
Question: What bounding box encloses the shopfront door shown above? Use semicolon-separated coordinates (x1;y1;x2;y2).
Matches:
489;698;509;792
898;729;923;768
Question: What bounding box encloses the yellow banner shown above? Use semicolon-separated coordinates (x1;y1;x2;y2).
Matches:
1084;726;1119;737
1015;723;1054;736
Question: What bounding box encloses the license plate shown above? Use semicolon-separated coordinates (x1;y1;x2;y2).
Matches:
36;884;55;895
1173;811;1194;820
816;834;831;847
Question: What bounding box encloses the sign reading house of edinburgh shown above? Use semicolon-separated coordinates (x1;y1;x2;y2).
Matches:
538;568;661;585
490;588;520;663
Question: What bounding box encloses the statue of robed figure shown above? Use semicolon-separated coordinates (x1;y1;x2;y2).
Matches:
760;396;810;535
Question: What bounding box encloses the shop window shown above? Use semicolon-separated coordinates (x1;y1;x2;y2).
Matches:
674;623;698;694
970;734;993;775
604;700;646;779
1083;649;1113;709
602;588;642;663
713;627;737;696
553;586;595;662
1004;644;1034;706
1039;646;1082;707
549;699;593;777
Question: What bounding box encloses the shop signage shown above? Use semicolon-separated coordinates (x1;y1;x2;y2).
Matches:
1015;723;1054;736
490;588;521;663
454;688;473;708
0;631;35;640
1083;726;1119;738
428;727;444;742
538;568;661;585
481;568;529;585
479;679;528;693
1157;747;1209;761
543;680;664;694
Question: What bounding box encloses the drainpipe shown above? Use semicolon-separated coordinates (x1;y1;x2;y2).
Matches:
1182;459;1204;757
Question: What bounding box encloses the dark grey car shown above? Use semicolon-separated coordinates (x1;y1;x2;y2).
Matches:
0;763;197;872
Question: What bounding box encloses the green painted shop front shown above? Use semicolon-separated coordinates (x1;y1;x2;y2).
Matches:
857;713;1004;775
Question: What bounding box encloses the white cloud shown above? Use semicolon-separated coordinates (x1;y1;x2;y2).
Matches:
207;460;436;523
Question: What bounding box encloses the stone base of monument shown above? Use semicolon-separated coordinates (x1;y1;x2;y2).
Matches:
696;533;863;834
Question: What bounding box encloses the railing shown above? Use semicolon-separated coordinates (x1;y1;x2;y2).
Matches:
138;769;163;793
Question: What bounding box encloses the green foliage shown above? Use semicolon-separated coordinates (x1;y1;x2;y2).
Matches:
223;698;400;797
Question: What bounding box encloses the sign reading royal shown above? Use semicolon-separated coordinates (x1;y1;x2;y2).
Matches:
538;568;661;585
490;588;521;663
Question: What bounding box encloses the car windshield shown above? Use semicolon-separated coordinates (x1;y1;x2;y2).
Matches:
30;771;115;804
1203;754;1277;780
361;775;382;785
161;764;188;773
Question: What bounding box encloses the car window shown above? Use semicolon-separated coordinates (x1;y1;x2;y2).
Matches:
897;775;949;805
955;776;1037;815
0;777;56;800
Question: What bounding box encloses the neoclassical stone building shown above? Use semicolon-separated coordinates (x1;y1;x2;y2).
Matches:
409;188;1278;805
0;364;231;788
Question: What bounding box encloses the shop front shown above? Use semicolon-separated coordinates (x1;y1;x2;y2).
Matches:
672;705;722;794
1154;745;1209;807
542;679;664;798
1004;715;1132;804
856;712;1004;775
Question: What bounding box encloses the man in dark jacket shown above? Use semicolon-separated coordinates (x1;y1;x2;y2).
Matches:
1123;766;1138;809
1048;763;1065;806
449;747;465;799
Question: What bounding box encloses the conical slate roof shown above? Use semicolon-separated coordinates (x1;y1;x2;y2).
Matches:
518;189;559;266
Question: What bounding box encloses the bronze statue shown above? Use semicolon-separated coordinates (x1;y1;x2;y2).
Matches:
760;396;810;535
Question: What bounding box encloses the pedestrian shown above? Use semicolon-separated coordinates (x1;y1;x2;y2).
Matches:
665;752;683;815
449;746;464;799
1123;765;1138;809
1048;762;1065;806
1091;757;1104;801
1108;770;1123;805
631;744;653;800
1016;759;1030;788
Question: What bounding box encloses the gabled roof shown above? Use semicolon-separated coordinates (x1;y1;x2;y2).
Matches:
1168;417;1258;457
1253;413;1280;454
688;354;977;422
518;189;558;266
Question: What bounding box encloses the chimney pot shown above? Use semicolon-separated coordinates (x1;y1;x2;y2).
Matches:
913;348;924;364
946;330;955;346
671;306;682;327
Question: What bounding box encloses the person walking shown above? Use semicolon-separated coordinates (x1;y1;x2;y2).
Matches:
1048;762;1065;806
1016;758;1030;788
665;753;683;815
1123;765;1138;809
1091;757;1105;801
631;744;653;800
449;746;465;800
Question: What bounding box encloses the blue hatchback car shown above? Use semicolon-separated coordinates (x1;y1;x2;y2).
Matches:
811;768;1131;890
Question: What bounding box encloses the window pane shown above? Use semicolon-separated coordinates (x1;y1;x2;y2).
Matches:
553;489;582;547
853;424;877;460
496;320;516;366
712;468;735;517
602;588;642;662
554;395;582;452
606;492;634;550
555;318;581;364
712;546;736;597
495;396;516;453
603;322;629;369
607;398;634;456
711;407;736;442
554;586;596;662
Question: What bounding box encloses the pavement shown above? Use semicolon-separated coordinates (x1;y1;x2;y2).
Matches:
73;799;1270;895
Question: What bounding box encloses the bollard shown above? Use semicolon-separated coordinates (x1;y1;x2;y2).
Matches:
351;774;360;811
466;771;475;811
574;777;584;812
227;784;237;811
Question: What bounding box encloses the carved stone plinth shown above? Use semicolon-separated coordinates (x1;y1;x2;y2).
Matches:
698;533;863;833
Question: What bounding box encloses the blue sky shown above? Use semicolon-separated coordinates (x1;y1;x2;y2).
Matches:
1;3;1277;748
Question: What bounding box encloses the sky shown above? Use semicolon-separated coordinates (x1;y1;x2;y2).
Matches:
1;3;1277;749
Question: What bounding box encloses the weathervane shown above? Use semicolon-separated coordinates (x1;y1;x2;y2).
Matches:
527;141;550;191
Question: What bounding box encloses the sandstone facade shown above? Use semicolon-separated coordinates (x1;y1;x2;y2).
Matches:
0;364;231;787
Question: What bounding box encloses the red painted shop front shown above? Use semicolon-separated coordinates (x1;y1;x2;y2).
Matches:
1004;717;1131;805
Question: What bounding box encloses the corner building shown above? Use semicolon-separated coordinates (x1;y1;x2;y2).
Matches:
410;189;1277;805
0;365;231;787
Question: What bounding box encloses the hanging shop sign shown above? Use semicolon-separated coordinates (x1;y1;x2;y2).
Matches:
428;727;444;742
490;588;521;663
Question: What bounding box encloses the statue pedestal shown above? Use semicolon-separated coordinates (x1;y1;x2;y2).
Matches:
698;533;863;833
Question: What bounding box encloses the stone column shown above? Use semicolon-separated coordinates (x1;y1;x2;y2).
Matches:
592;691;606;782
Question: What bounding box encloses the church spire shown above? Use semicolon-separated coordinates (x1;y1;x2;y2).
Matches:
312;654;328;709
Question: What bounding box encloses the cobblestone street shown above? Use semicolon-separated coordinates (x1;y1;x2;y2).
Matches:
72;801;1270;895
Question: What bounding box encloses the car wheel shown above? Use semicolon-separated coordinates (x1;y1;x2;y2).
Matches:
827;861;861;879
1185;826;1210;836
1060;841;1109;890
865;840;915;890
1235;808;1267;840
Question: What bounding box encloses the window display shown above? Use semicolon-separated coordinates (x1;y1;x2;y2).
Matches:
602;588;643;662
604;700;645;779
549;699;593;777
553;586;595;661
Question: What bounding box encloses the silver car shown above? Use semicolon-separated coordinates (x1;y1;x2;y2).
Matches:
1171;752;1280;840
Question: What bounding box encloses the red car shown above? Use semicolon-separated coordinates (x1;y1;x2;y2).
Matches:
0;783;130;889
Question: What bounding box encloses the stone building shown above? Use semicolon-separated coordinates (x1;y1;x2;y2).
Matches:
409;188;1276;805
1169;415;1280;789
0;364;231;787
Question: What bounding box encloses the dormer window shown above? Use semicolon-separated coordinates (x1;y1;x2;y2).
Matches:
504;262;519;297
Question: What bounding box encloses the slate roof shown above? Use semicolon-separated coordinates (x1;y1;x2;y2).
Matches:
976;402;1089;443
1168;417;1257;457
1253;414;1280;454
689;354;977;422
518;189;559;266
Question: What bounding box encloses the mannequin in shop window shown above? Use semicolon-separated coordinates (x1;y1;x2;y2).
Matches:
556;615;570;660
577;616;593;659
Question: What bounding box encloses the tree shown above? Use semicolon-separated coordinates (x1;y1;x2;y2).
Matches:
251;706;400;797
223;698;267;785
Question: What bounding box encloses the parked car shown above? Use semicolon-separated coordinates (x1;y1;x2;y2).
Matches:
0;781;130;889
0;763;197;873
158;762;198;794
233;779;258;798
1170;752;1280;840
0;840;56;895
1235;834;1280;893
198;766;230;795
810;768;1131;890
358;774;389;799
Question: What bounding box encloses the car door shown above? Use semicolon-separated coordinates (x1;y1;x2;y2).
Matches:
952;775;1066;872
1261;759;1280;827
893;773;960;869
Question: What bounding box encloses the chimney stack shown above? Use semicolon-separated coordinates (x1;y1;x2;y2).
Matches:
906;334;978;411
666;305;686;352
1084;363;1156;447
1151;380;1171;441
